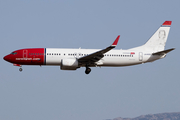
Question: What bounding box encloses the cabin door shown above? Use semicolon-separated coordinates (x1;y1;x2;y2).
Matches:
23;50;28;58
139;52;143;61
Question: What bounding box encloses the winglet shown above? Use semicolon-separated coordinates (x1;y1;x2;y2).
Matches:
112;35;120;47
162;21;172;26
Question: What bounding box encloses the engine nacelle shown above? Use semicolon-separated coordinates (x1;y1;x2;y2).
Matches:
61;59;78;70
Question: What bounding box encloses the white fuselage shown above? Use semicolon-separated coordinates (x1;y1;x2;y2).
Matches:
45;48;161;67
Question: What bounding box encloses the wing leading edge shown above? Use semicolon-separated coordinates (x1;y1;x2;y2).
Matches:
78;35;120;65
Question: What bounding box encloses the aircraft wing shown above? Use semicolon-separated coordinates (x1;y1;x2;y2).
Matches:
78;35;120;65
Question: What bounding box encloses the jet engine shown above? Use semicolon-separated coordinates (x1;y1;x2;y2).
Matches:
60;59;79;70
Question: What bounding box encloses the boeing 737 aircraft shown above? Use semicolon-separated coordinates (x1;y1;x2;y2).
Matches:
3;21;174;74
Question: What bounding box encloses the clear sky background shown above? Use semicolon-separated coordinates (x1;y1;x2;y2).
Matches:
0;1;180;120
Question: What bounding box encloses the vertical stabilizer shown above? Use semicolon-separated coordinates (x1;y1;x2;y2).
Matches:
129;21;172;52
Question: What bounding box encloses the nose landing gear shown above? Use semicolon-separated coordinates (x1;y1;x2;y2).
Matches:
13;64;22;72
19;67;23;72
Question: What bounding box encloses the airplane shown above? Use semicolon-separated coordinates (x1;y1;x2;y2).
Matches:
3;21;175;74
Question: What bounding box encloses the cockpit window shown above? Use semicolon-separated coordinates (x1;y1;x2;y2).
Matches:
11;52;17;55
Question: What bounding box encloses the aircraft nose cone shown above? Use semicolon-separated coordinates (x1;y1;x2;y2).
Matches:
3;55;10;62
3;56;7;61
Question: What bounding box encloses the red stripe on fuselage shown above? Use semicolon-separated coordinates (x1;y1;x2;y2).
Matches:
5;48;45;65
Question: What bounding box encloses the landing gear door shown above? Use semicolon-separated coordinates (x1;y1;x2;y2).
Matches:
139;52;143;61
23;50;28;58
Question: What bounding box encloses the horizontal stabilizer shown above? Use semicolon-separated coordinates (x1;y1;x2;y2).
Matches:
152;48;175;55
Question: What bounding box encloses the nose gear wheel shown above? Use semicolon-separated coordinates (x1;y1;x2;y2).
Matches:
19;68;23;72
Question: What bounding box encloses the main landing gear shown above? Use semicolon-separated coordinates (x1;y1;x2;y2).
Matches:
85;66;91;74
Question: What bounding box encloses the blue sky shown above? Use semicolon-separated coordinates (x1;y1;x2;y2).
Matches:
0;1;180;120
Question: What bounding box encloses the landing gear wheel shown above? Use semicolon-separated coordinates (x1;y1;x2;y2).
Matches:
85;67;91;74
19;68;23;72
